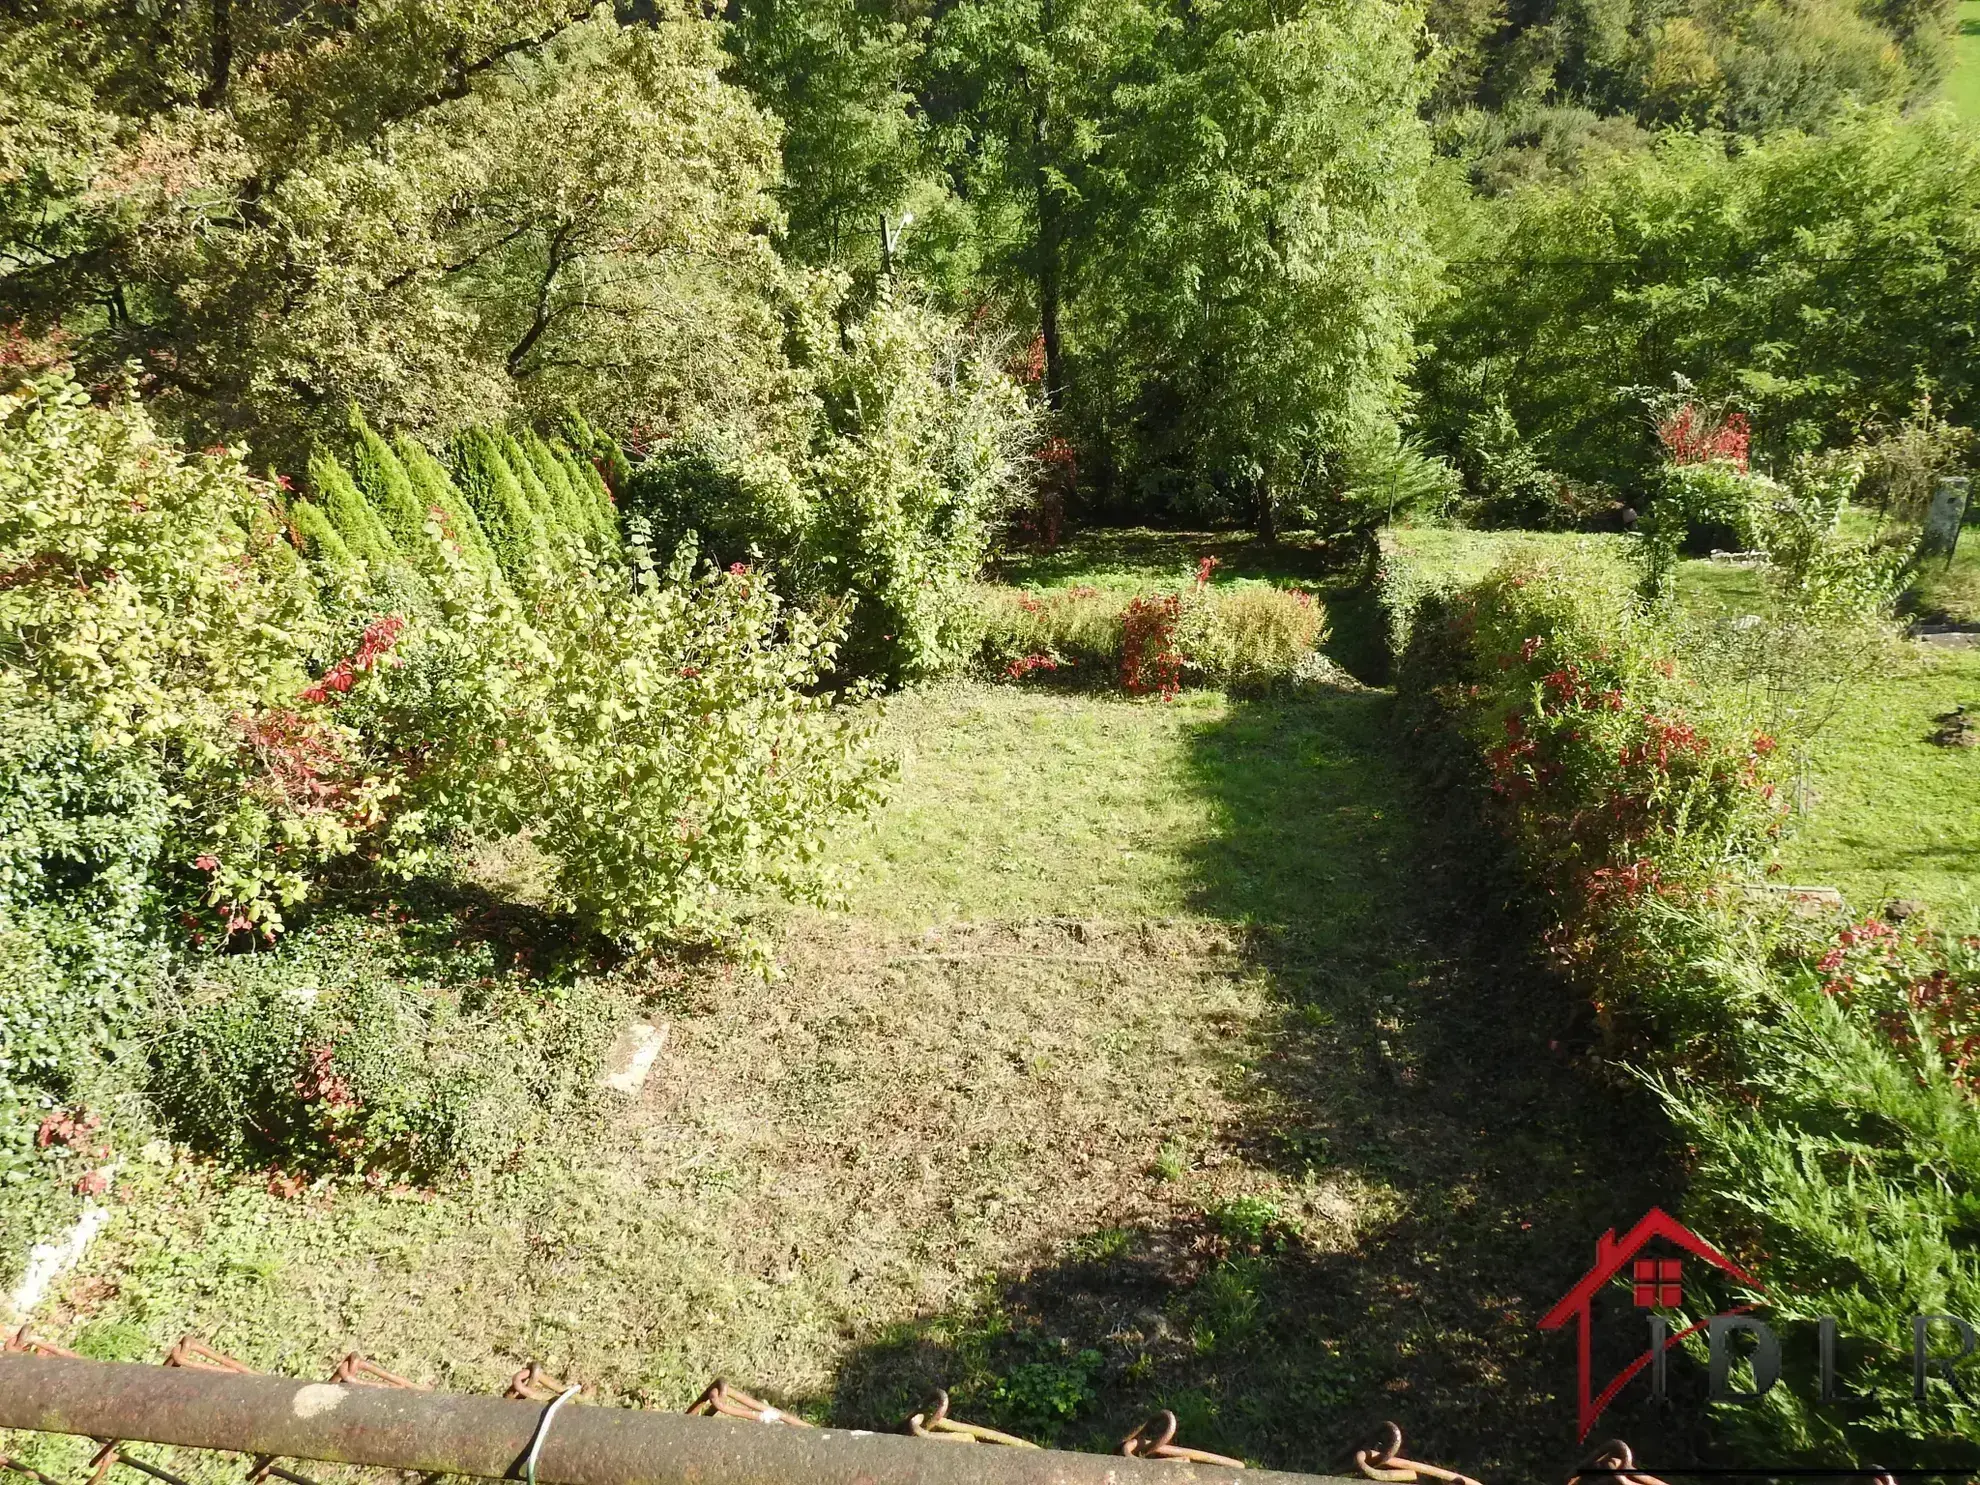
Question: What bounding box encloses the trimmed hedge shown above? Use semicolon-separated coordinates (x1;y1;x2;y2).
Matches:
1385;538;1980;1458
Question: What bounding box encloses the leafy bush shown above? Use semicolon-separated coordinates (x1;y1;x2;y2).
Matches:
1456;399;1570;529
1749;453;1907;619
0;707;169;1171
507;541;889;950
624;293;1037;683
0;371;349;935
150;917;627;1181
1419;111;1980;495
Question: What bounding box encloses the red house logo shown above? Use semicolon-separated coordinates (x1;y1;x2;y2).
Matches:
1539;1208;1763;1439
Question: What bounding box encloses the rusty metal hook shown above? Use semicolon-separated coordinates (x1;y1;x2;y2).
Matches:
1577;1438;1671;1485
1119;1411;1246;1469
1354;1422;1482;1485
905;1390;1037;1448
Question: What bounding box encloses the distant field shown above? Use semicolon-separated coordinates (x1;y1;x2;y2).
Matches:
1952;0;1980;121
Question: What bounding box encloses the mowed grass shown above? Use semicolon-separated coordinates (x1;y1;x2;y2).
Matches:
840;682;1401;930
1913;530;1980;625
1948;0;1980;122
1774;644;1980;913
9;667;1682;1482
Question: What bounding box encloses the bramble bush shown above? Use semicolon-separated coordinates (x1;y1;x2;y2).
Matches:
1387;542;1980;1458
151;916;629;1183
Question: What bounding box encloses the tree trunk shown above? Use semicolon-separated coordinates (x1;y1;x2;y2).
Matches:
1033;110;1064;412
199;0;232;108
1254;468;1277;543
1032;0;1065;412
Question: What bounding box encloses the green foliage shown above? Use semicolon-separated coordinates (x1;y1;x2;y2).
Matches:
450;428;550;582
1395;549;1791;990
512;540;890;948
1427;0;1948;138
0;5;789;464
1177;584;1332;693
1456;399;1572;528
628;293;1037;682
0;373;364;933
1075;0;1441;536
2;372;891;1193
724;0;935;275
150;916;627;1181
309;449;398;569
348;411;431;555
288;500;357;572
393;435;501;583
1207;1195;1285;1250
1749;453;1909;617
988;1349;1104;1432
0;706;168;1180
1338;421;1463;526
1856;395;1978;521
1636;459;1769;598
1647;912;1980;1460
1419;110;1980;497
974;585;1128;674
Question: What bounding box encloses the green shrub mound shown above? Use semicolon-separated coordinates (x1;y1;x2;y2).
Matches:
1387;541;1980;1458
623;296;1036;684
151;918;626;1182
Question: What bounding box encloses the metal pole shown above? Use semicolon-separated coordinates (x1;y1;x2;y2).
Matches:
0;1355;1353;1485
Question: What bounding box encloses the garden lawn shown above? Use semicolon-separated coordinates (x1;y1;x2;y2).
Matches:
1951;0;1980;123
1912;529;1980;624
1774;643;1980;914
7;659;1680;1483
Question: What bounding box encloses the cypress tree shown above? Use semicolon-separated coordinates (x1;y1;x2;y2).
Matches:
557;407;631;503
451;428;548;581
289;500;358;572
554;442;619;546
395;434;501;579
308;449;397;567
348;409;430;555
524;433;595;547
499;432;561;541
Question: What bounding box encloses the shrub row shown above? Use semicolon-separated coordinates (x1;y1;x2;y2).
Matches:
1386;541;1980;1457
975;564;1333;697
